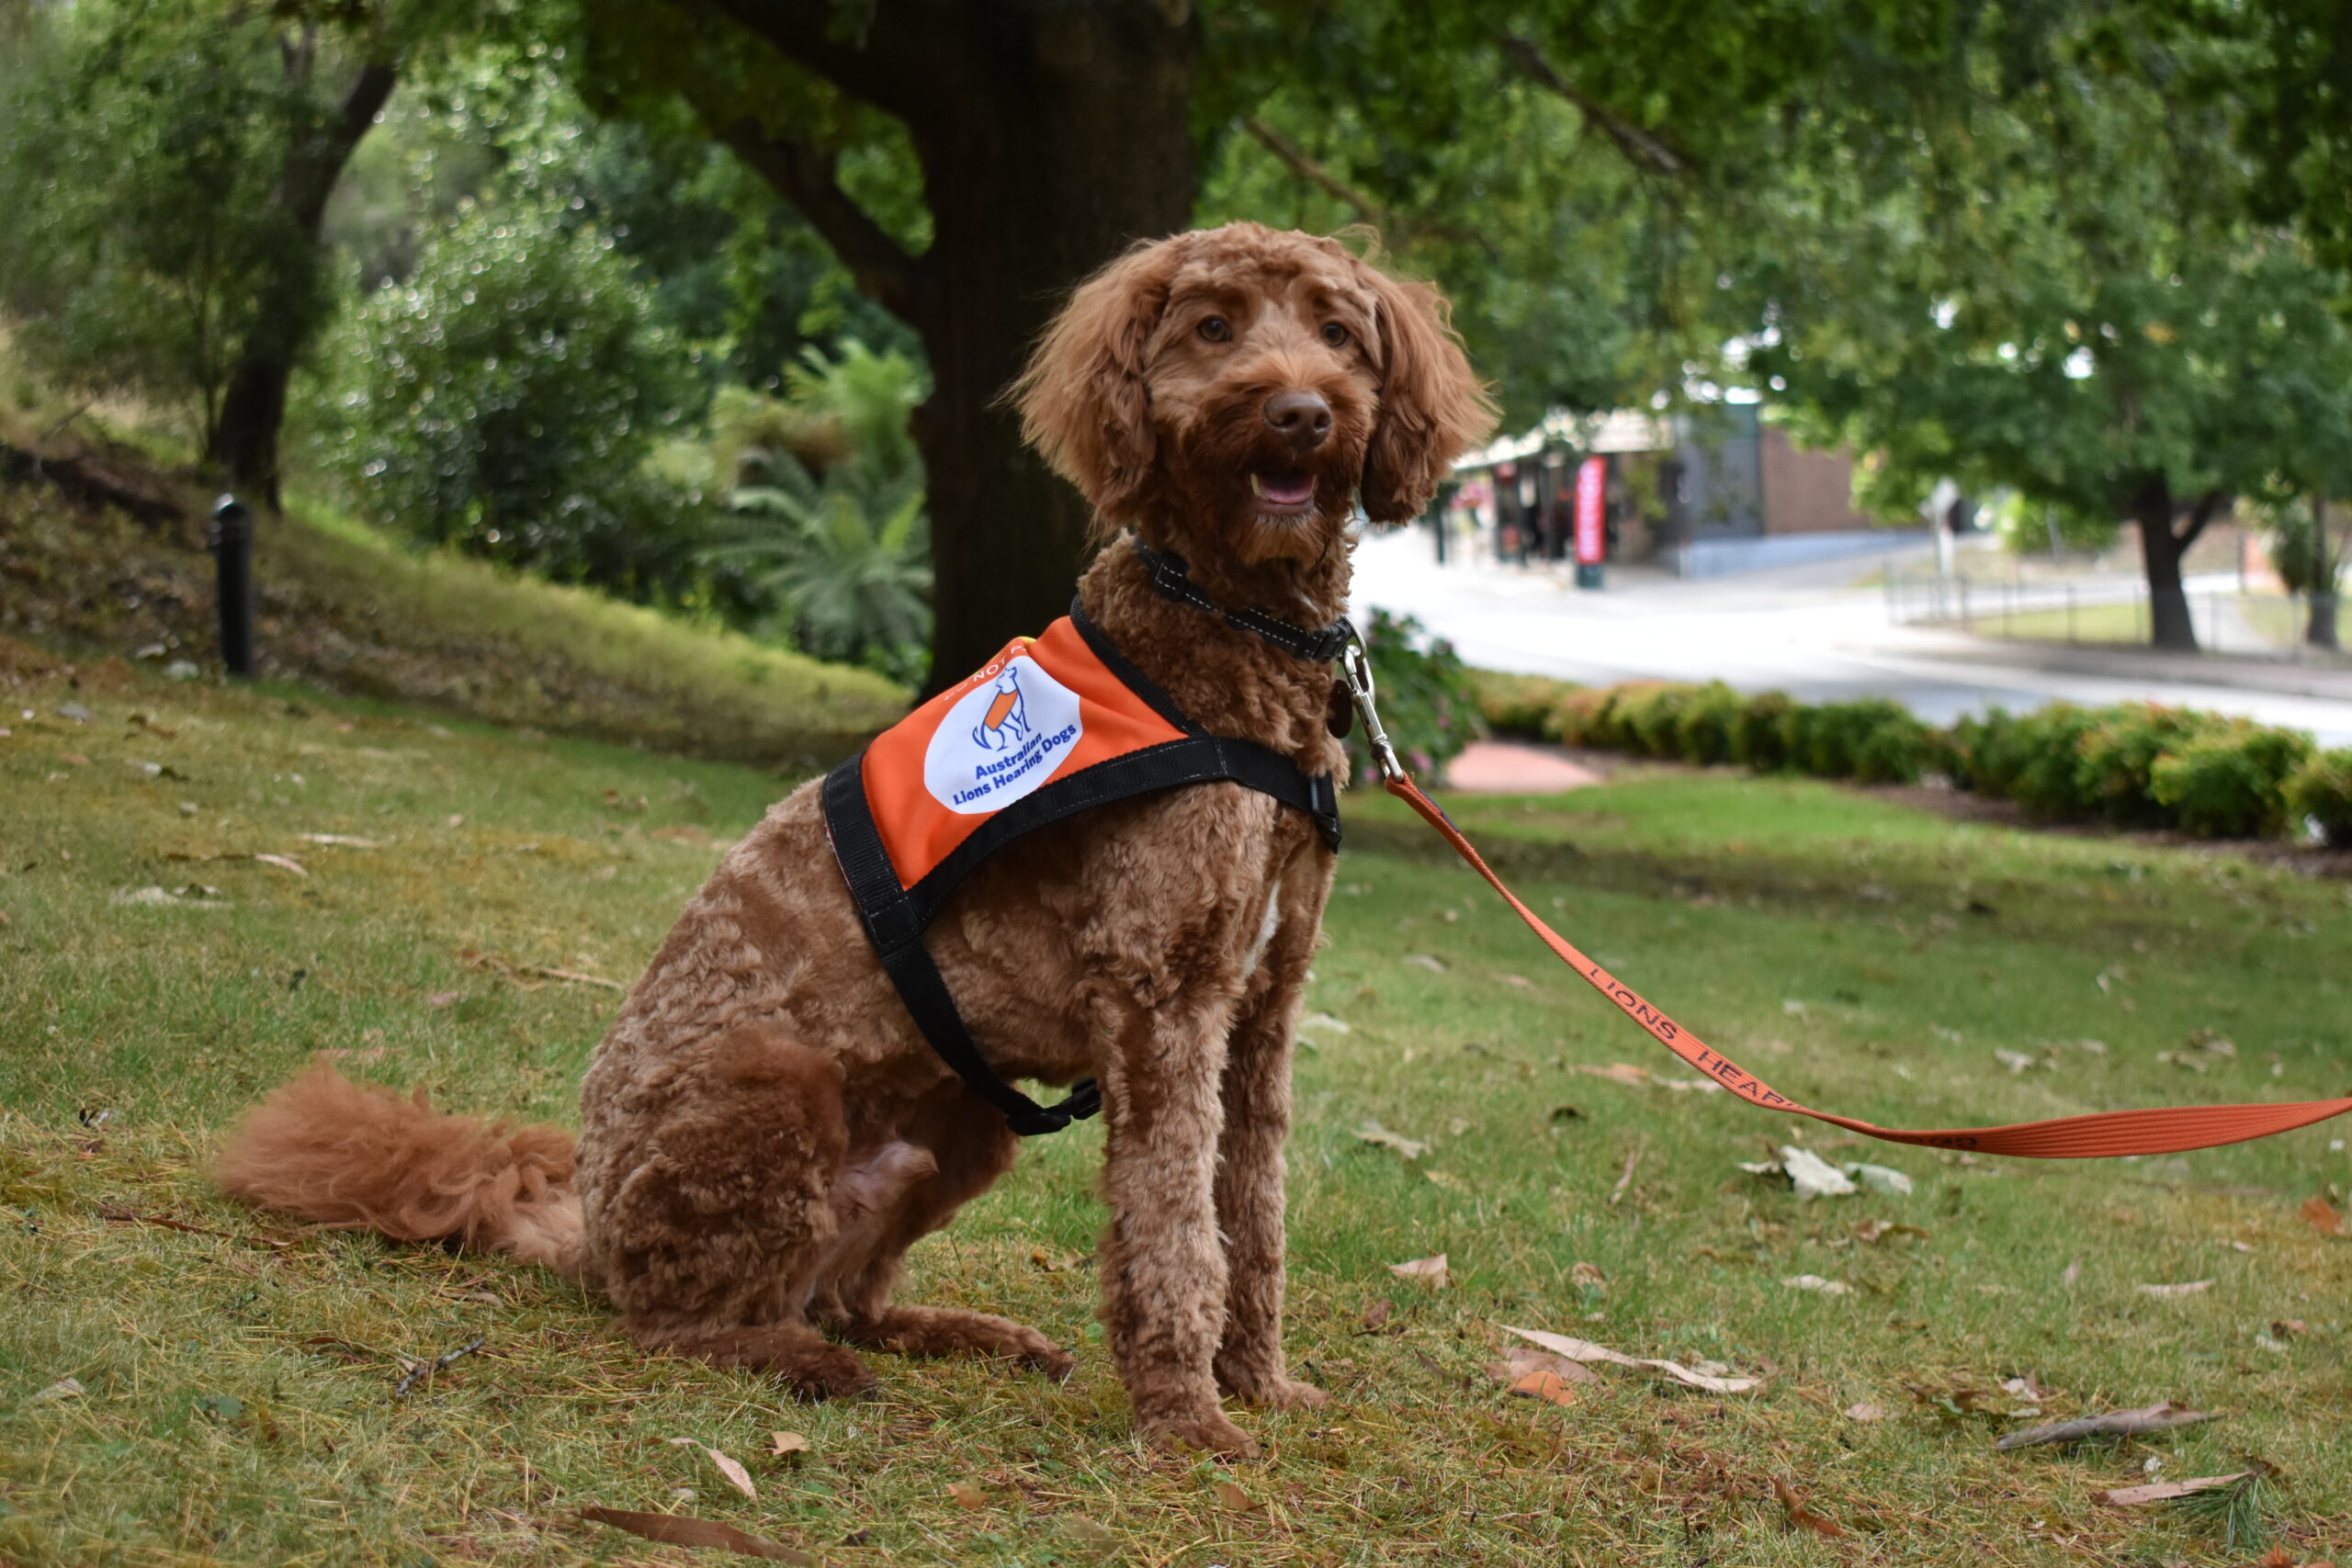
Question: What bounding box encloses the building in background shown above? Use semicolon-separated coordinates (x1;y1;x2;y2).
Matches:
1444;404;1925;578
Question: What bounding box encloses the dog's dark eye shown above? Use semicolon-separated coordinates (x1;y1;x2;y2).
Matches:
1198;316;1231;343
1321;322;1350;347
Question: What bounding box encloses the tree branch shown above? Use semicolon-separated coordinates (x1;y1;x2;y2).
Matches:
2177;488;2229;548
1499;34;1695;179
1240;117;1408;235
1238;117;1487;254
711;116;929;326
698;0;947;127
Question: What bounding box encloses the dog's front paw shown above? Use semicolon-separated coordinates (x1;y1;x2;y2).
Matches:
1239;1375;1329;1411
1139;1409;1260;1459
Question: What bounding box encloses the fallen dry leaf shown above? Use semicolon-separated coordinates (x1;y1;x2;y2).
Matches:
1355;1119;1430;1160
1498;1325;1758;1394
580;1506;811;1562
1063;1517;1119;1546
2091;1471;2251;1506
1028;1247;1083;1272
251;852;309;877
1506;1368;1580;1405
2302;1196;2344;1236
1212;1480;1257;1513
1388;1254;1448;1288
1490;1347;1599;1406
1402;953;1447;973
1995;1403;2214;1451
670;1440;757;1502
1773;1477;1845;1538
947;1482;988;1511
2135;1280;2214;1298
1570;1260;1607;1292
1854;1220;1932;1244
1782;1274;1851;1295
299;832;381;849
1844;1402;1887;1422
1361;1298;1394;1332
768;1431;809;1458
28;1376;85;1404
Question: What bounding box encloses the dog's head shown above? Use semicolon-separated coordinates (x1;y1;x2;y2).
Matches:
1012;223;1496;567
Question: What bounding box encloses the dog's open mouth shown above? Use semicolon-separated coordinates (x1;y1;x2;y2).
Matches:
1247;468;1317;516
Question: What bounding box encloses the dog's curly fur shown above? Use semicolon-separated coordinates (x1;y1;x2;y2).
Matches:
215;223;1493;1456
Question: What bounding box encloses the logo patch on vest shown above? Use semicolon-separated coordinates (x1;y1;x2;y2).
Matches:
923;654;1084;813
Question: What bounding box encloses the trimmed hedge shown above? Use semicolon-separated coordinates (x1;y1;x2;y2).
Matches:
1475;672;2350;843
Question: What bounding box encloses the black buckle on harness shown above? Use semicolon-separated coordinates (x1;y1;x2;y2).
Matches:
1136;542;1351;664
1008;1077;1103;1136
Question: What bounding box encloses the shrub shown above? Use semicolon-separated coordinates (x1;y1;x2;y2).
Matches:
1470;670;1576;739
1945;707;2013;793
2149;728;2316;838
1340;609;1479;784
1549;684;1626;747
1673;682;1747;765
1612;682;1702;758
314;197;710;599
1730;690;1801;772
2282;747;2352;847
1783;698;1930;783
1990;703;2106;818
2075;703;2235;826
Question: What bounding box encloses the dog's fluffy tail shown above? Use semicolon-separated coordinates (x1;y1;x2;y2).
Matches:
215;1059;587;1279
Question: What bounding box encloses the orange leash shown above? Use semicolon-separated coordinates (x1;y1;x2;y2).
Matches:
1385;774;2352;1157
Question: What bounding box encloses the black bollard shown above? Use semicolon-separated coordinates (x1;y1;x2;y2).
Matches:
209;494;255;678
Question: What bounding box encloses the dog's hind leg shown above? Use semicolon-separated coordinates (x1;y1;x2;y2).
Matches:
584;1028;873;1400
816;1089;1075;1378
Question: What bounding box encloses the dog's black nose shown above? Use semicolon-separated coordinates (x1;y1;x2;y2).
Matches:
1264;389;1333;452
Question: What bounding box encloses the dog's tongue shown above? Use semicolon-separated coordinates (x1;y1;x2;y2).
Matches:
1251;470;1315;507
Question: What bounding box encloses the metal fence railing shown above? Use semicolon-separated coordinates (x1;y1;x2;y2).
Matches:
1883;571;2335;663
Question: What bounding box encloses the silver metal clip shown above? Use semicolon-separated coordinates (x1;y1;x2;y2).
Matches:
1339;633;1403;782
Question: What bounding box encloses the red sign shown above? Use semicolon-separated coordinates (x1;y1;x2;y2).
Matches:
1574;457;1607;565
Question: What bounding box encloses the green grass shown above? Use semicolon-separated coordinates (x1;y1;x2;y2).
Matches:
3;660;2348;1566
0;446;907;771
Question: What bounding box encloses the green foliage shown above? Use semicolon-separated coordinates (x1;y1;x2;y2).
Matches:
1784;699;1933;784
2075;704;2237;826
1671;682;1747;767
1464;669;1570;739
2282;748;2352;848
2262;498;2348;596
707;340;932;683
0;0;334;443
1341;609;1478;784
1729;690;1801;773
313;195;709;597
2149;727;2315;840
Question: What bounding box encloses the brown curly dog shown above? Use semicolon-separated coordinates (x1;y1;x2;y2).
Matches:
215;222;1493;1456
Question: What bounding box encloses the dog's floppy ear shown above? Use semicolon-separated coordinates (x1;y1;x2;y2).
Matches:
1355;263;1498;525
1008;236;1185;533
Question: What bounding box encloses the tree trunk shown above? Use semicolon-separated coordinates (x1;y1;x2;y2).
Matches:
205;56;397;509
2130;477;2201;651
2312;500;2343;649
702;1;1198;692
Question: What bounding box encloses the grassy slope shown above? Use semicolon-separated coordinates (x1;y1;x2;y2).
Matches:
1;660;2347;1566
0;446;906;771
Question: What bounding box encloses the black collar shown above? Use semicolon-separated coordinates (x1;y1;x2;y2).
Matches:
1132;540;1353;664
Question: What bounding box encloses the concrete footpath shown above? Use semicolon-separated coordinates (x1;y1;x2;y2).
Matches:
1351;529;2352;746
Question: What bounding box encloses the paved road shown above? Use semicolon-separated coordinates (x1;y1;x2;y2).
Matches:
1350;529;2352;745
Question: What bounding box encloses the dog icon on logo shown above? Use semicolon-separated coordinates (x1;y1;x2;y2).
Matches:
971;667;1032;751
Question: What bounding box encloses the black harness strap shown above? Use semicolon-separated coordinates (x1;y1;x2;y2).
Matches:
821;598;1344;1137
1133;542;1354;664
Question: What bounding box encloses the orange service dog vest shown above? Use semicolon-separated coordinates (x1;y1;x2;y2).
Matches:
822;601;1340;1134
